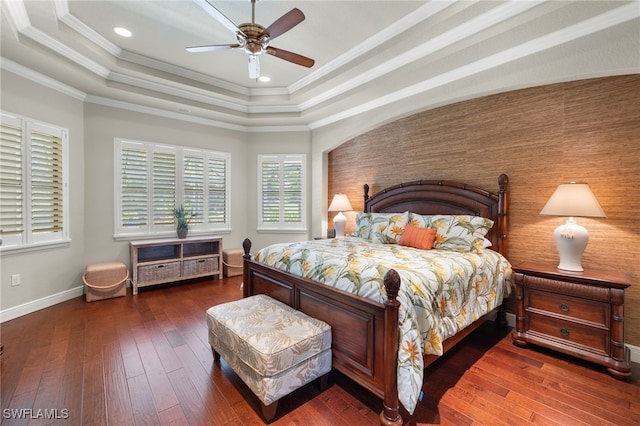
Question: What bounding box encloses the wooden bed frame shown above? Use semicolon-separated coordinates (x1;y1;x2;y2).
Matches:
242;174;509;425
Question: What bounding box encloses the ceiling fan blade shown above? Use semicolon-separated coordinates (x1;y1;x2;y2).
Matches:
193;0;246;38
266;46;315;68
260;8;305;41
186;44;240;53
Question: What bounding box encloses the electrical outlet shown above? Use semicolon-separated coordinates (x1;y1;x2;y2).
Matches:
11;274;21;286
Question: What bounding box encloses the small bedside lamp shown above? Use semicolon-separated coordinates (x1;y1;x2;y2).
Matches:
540;182;606;272
328;194;353;238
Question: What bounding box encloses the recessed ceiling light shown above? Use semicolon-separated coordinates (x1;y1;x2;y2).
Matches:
114;27;132;38
258;75;271;83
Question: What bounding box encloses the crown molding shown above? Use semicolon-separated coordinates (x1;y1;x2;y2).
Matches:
290;0;455;94
54;0;122;57
1;57;86;101
299;0;543;111
308;1;640;130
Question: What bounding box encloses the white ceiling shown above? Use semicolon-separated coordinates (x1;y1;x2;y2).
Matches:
1;0;639;131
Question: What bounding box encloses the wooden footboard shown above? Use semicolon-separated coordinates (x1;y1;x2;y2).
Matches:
242;239;403;425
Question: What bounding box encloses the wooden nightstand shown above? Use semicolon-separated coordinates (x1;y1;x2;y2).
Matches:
512;262;631;379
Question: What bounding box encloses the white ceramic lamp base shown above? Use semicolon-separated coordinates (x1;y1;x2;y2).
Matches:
554;218;589;272
333;212;347;238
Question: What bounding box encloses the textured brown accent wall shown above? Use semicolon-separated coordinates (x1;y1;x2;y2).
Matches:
328;75;640;346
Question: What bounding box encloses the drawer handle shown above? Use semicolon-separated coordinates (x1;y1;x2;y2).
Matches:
197;259;206;263
157;265;165;269
559;303;569;312
560;328;570;337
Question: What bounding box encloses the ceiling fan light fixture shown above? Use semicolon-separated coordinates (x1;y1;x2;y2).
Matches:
248;55;260;79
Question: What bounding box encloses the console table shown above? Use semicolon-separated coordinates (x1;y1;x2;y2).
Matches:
130;236;222;295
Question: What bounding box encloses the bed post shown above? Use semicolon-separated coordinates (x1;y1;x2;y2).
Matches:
364;183;370;206
496;174;509;327
496;174;509;257
380;268;403;426
242;238;252;298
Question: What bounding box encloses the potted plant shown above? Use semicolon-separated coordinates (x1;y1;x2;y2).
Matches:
174;205;196;238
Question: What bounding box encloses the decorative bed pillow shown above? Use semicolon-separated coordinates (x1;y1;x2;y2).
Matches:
409;213;494;252
353;212;373;239
398;224;437;250
370;212;409;244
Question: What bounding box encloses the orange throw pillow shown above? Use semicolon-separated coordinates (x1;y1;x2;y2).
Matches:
399;224;437;250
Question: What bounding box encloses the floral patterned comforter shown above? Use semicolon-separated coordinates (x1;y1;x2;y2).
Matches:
254;237;513;414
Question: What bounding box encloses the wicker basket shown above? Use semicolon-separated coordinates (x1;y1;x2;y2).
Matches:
223;248;244;277
83;262;128;302
184;258;217;276
138;261;180;284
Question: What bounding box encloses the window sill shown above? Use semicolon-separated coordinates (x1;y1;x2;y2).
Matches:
0;239;72;255
113;229;232;241
256;228;308;234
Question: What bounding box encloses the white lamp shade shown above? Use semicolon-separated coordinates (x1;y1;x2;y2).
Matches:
328;194;353;212
540;182;606;218
540;182;606;272
329;194;353;238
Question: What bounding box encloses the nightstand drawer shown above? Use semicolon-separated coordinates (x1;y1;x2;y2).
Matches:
528;312;608;356
526;289;609;327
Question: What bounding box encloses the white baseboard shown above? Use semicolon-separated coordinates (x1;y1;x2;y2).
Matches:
504;312;640;364
0;285;84;323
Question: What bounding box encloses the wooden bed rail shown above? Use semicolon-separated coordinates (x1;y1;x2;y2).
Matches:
241;238;403;425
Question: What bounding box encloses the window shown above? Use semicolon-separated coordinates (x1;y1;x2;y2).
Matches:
114;139;230;238
258;154;306;232
0;112;69;252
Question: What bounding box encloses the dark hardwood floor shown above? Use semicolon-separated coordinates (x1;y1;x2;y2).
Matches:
1;276;638;425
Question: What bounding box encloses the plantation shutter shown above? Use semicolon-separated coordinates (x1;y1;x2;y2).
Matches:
0;121;23;236
115;139;230;237
152;149;176;226
261;159;281;223
30;129;63;234
183;153;205;225
208;156;226;224
120;145;148;228
259;154;305;229
282;159;302;223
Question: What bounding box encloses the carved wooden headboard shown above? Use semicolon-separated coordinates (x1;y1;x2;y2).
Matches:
363;174;509;256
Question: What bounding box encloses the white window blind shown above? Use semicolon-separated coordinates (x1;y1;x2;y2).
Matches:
0;112;69;251
120;144;148;229
31;129;64;234
0;121;23;237
114;139;230;238
258;154;306;231
152;148;177;227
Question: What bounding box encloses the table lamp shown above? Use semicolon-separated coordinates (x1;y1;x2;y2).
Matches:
539;182;606;272
328;194;353;238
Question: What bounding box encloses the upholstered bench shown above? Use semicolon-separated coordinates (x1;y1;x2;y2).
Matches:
206;294;332;422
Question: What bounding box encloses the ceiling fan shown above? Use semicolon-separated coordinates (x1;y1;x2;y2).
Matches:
187;0;315;79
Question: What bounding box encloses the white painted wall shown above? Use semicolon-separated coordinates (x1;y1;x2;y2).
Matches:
0;73;312;320
82;103;251;267
245;131;312;252
0;71;86;317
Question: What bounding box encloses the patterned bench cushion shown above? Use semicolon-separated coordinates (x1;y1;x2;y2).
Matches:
206;294;332;377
